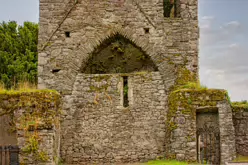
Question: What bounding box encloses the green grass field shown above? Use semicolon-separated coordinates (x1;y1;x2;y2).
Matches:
146;160;190;165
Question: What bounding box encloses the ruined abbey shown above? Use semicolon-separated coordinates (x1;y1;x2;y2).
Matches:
0;0;248;165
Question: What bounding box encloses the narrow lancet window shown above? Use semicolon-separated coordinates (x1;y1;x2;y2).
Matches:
123;76;129;107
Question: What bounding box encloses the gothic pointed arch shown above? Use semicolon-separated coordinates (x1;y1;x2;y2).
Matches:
81;33;158;74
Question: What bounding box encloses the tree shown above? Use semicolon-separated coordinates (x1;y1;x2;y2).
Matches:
0;21;38;88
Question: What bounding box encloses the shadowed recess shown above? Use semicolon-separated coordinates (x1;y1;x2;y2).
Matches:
81;34;158;74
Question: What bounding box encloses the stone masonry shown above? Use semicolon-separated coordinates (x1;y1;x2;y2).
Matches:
167;89;236;164
38;0;199;94
233;107;248;156
38;0;198;164
36;0;244;165
0;91;60;165
61;72;166;163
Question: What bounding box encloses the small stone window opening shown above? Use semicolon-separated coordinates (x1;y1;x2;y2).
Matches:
51;69;61;73
123;76;129;107
65;31;71;38
144;28;150;34
163;0;180;18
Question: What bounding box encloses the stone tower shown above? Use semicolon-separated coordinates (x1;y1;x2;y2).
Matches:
38;0;199;92
38;0;200;164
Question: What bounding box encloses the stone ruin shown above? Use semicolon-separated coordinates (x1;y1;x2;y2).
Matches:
0;0;247;165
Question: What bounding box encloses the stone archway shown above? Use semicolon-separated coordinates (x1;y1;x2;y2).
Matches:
81;33;158;74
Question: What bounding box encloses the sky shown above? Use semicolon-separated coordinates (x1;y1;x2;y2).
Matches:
199;0;248;101
0;0;247;101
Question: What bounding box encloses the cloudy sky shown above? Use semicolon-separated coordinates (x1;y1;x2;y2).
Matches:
0;0;247;101
199;0;248;101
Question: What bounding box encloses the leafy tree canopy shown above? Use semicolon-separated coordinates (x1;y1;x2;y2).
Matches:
0;21;38;88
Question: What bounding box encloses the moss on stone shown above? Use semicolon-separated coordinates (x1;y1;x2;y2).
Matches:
172;67;197;90
91;75;111;82
166;83;229;161
22;134;49;162
0;89;60;116
167;86;228;131
232;101;248;112
0;89;60;163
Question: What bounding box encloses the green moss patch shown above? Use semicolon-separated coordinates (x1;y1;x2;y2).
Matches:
167;88;228;130
0;89;60;117
0;89;60;163
232;101;248;112
173;67;197;89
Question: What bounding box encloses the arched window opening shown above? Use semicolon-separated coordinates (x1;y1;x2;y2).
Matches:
81;34;158;74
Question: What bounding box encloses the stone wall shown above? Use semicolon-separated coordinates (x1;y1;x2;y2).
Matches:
38;0;199;94
167;89;236;164
217;101;237;164
0;115;17;146
233;106;248;156
37;0;202;164
0;90;61;165
61;72;167;164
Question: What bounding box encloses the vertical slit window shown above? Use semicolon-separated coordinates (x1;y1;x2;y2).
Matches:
123;76;129;107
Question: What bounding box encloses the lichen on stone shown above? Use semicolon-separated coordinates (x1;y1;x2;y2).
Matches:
0;89;60;164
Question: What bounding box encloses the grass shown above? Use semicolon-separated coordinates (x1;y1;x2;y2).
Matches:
0;82;5;91
16;81;37;91
0;81;37;92
146;160;192;165
232;101;248;109
178;82;208;90
232;155;248;162
0;81;59;96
